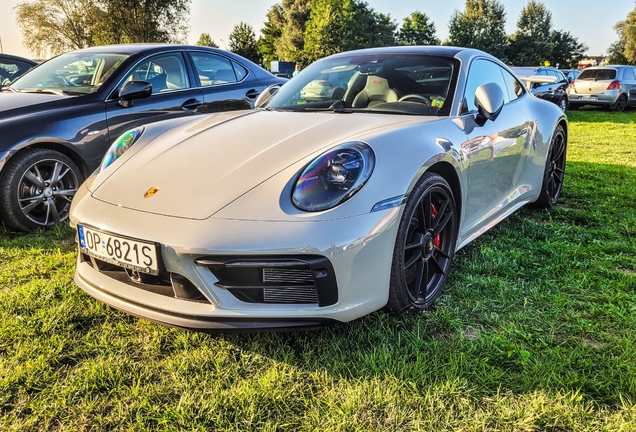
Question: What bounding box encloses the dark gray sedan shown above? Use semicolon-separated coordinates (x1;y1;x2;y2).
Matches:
0;44;286;232
0;53;37;89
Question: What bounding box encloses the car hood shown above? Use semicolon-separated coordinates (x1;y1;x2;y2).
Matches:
92;110;426;219
0;92;76;120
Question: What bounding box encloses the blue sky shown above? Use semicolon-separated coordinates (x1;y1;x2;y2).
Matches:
1;0;633;58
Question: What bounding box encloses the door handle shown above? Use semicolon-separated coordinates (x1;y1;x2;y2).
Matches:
245;89;260;99
182;99;202;111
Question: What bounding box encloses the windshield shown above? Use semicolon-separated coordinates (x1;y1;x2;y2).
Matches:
10;52;129;95
263;54;459;116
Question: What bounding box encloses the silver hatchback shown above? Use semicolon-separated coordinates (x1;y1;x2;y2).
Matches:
568;65;636;111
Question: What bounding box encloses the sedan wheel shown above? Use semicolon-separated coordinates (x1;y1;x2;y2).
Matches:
0;149;83;232
388;173;458;313
531;125;567;209
558;98;567;112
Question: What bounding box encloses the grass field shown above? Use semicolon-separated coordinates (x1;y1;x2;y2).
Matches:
1;110;635;431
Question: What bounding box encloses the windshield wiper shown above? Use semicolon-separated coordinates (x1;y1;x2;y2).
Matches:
20;88;66;96
1;86;18;93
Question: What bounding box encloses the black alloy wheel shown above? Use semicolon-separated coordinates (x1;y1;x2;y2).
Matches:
0;148;83;231
531;125;567;209
388;173;458;313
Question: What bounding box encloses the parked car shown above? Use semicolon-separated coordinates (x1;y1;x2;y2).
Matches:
511;66;569;111
70;46;567;331
0;44;286;231
560;68;580;83
0;53;37;89
568;65;636;111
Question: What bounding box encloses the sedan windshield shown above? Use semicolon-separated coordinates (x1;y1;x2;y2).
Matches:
10;52;129;95
263;54;459;116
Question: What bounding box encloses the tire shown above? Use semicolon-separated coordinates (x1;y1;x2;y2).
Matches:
0;148;83;232
610;94;627;112
530;125;567;209
558;97;567;112
387;173;458;313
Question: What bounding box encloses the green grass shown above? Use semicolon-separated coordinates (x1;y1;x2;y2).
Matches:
1;109;635;431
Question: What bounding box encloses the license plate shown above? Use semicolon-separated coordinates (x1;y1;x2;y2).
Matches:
580;95;597;100
78;225;160;275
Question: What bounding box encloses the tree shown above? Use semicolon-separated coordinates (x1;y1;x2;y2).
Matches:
548;30;587;69
398;11;440;46
303;0;396;63
507;0;553;65
228;22;261;64
259;4;284;66
447;0;508;61
15;0;191;58
275;0;313;65
14;0;93;58
196;33;219;48
611;6;636;64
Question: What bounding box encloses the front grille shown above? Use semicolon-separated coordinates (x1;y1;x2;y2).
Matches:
81;252;210;303
195;255;338;306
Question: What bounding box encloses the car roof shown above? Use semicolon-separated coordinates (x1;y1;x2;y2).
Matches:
69;44;225;56
0;53;38;65
325;45;464;59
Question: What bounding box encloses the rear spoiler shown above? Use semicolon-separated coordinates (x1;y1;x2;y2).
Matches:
517;75;558;90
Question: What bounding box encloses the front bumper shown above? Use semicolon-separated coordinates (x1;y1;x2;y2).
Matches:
71;184;403;330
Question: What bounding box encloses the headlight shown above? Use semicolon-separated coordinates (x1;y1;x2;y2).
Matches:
100;127;144;171
292;142;375;212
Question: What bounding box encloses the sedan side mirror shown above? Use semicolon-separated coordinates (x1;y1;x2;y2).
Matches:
118;80;152;108
255;84;282;108
474;82;504;126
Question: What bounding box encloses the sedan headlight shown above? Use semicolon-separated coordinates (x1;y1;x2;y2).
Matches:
292;142;375;212
100;127;145;171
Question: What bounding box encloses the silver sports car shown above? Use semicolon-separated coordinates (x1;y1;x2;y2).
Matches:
70;46;567;331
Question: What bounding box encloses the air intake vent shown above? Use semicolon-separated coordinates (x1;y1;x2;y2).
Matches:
263;268;314;284
264;287;319;304
195;255;338;306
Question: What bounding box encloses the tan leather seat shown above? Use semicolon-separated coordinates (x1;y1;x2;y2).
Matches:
352;75;398;108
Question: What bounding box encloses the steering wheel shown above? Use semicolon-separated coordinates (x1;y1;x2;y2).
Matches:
49;73;72;87
398;94;431;105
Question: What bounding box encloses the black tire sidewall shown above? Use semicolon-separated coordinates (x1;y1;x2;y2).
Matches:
388;173;458;313
531;125;566;209
0;149;83;232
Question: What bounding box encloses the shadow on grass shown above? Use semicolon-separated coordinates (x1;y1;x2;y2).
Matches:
567;107;636;124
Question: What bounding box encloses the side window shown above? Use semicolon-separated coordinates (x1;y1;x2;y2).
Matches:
624;68;636;80
463;59;509;113
190;53;239;86
501;68;525;101
232;61;248;81
119;53;190;94
555;71;567;83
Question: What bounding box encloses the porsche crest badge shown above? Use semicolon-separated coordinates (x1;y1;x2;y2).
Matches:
144;187;161;198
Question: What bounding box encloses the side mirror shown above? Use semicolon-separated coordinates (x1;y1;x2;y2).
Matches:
118;80;152;107
474;82;504;125
255;84;282;108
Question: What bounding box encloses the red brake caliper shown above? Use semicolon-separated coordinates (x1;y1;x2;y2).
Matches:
431;204;441;249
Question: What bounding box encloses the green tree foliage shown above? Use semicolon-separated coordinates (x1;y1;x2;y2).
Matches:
228;22;261;64
259;4;284;66
447;0;508;60
196;33;219;48
15;0;190;58
303;0;396;63
548;30;587;69
14;0;93;58
611;7;636;65
397;11;440;46
507;0;553;65
275;0;313;65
